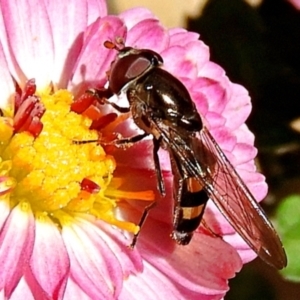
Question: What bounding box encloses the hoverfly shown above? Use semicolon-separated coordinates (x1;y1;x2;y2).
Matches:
88;39;287;269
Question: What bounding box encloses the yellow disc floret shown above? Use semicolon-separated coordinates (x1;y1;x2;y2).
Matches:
0;90;149;233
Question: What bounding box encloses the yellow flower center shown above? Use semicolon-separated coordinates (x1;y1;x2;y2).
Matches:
0;90;154;234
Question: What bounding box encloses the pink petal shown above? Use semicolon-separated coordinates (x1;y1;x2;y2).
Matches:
0;197;10;230
10;277;34;300
224;233;258;264
200;61;226;79
237;160;256;173
224;83;251;129
0;5;27;87
187;40;210;71
231;142;257;165
0;43;15;109
205;207;241;239
235;169;265;184
0;203;35;298
168;30;210;71
124;19;169;53
168;28;200;46
237;248;258;264
234;124;255;144
62;217;124;299
234;169;268;201
44;0;89;88
250;181;268;201
137;219;242;297
86;0;108;23
46;0;107;88
204;111;226;128
205;202;236;235
93;219;143;277
64;277;93;300
224;232;250;251
112;140;155;170
119;194;241;297
198;79;227;115
193;92;209;116
162;46;198;78
25;216;70;300
70;16;126;95
208;128;237;152
1;0;55;88
120;261;182;300
119;7;158;30
190;80;225;120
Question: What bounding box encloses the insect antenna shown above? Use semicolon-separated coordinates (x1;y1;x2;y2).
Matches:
104;37;125;51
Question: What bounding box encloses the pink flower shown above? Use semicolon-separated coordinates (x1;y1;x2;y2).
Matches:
0;1;268;299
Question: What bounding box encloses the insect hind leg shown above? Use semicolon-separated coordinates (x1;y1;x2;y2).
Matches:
129;201;156;248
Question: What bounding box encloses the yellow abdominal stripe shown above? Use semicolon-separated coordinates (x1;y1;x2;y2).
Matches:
182;205;204;220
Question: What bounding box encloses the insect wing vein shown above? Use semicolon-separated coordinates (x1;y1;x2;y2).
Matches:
153;120;286;269
198;127;286;269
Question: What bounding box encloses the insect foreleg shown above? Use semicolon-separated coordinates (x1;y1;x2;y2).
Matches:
112;132;148;146
152;138;166;196
89;88;130;113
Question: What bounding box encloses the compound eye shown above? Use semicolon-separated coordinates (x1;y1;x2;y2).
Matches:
109;55;151;93
126;56;152;79
108;47;163;94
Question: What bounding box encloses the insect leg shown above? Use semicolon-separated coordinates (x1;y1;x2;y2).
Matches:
153;138;166;196
73;132;148;147
73;139;98;145
130;200;156;248
112;132;148;146
87;87;113;100
128;139;165;247
89;88;130;113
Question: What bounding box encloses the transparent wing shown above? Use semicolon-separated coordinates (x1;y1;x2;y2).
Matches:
157;124;286;269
